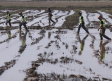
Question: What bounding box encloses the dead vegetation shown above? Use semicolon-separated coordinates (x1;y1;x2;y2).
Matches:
62;9;80;29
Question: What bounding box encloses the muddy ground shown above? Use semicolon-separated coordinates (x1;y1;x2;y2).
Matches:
0;8;112;81
1;1;112;8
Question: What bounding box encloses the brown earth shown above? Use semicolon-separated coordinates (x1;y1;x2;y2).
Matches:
0;1;112;8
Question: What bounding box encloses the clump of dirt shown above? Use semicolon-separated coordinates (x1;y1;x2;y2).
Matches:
30;33;44;45
0;60;16;75
0;26;18;30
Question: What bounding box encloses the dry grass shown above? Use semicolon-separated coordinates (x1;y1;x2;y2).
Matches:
101;9;112;14
0;1;112;7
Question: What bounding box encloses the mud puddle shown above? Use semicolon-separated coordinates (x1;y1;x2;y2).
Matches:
0;9;75;28
0;9;112;81
0;28;112;81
